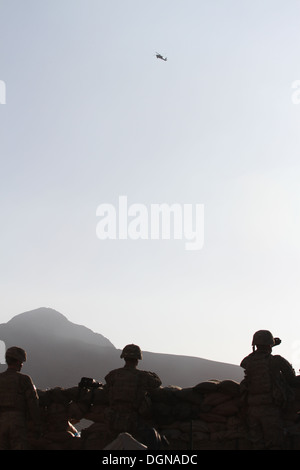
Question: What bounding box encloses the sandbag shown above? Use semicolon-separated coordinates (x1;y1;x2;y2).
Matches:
218;380;241;397
198;412;227;423
179;420;209;433
177;388;203;405
210;430;228;441
191;431;210;441
63;387;80;402
152;402;174;424
150;386;181;405
202;392;232;407
172;402;193;421
85;404;107;422
206;422;227;433
68;402;87;421
193;380;220;393
211;399;240;417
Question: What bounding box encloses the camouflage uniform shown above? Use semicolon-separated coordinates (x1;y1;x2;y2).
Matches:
240;330;300;450
0;347;40;450
104;344;161;447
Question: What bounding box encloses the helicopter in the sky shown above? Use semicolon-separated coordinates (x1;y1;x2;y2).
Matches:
156;52;167;61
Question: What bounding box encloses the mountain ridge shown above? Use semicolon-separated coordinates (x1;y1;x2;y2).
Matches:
0;307;114;349
0;307;244;389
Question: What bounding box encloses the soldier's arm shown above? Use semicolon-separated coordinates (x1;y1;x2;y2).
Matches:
146;372;162;389
23;375;40;427
274;355;300;386
240;353;253;369
104;369;116;386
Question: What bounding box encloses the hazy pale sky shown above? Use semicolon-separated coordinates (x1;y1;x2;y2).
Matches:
1;0;300;369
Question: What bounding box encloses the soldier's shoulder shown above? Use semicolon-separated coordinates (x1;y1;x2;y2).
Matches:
16;371;35;385
240;352;254;368
105;368;122;382
141;370;162;384
146;370;160;378
271;354;285;362
272;354;292;367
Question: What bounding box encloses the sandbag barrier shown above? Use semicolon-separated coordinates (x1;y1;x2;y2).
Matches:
149;379;248;450
30;379;300;450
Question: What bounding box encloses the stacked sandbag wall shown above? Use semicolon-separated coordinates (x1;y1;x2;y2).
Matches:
148;379;250;450
35;379;300;450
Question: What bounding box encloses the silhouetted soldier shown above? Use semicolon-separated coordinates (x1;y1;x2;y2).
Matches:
104;344;163;448
240;330;300;449
0;347;40;449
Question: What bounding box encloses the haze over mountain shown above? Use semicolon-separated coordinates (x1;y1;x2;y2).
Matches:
0;308;243;389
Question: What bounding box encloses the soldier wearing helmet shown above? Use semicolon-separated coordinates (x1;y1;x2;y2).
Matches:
240;330;300;449
120;344;142;361
251;330;281;351
0;346;40;449
104;344;162;448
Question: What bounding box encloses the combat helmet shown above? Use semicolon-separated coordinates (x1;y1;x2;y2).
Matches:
252;330;275;347
251;330;282;351
5;346;27;363
120;344;142;360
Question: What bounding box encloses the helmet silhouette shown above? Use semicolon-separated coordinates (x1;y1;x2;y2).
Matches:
5;347;27;363
120;344;142;360
252;330;275;347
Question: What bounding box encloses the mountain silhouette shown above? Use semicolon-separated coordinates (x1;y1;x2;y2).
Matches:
0;307;243;389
